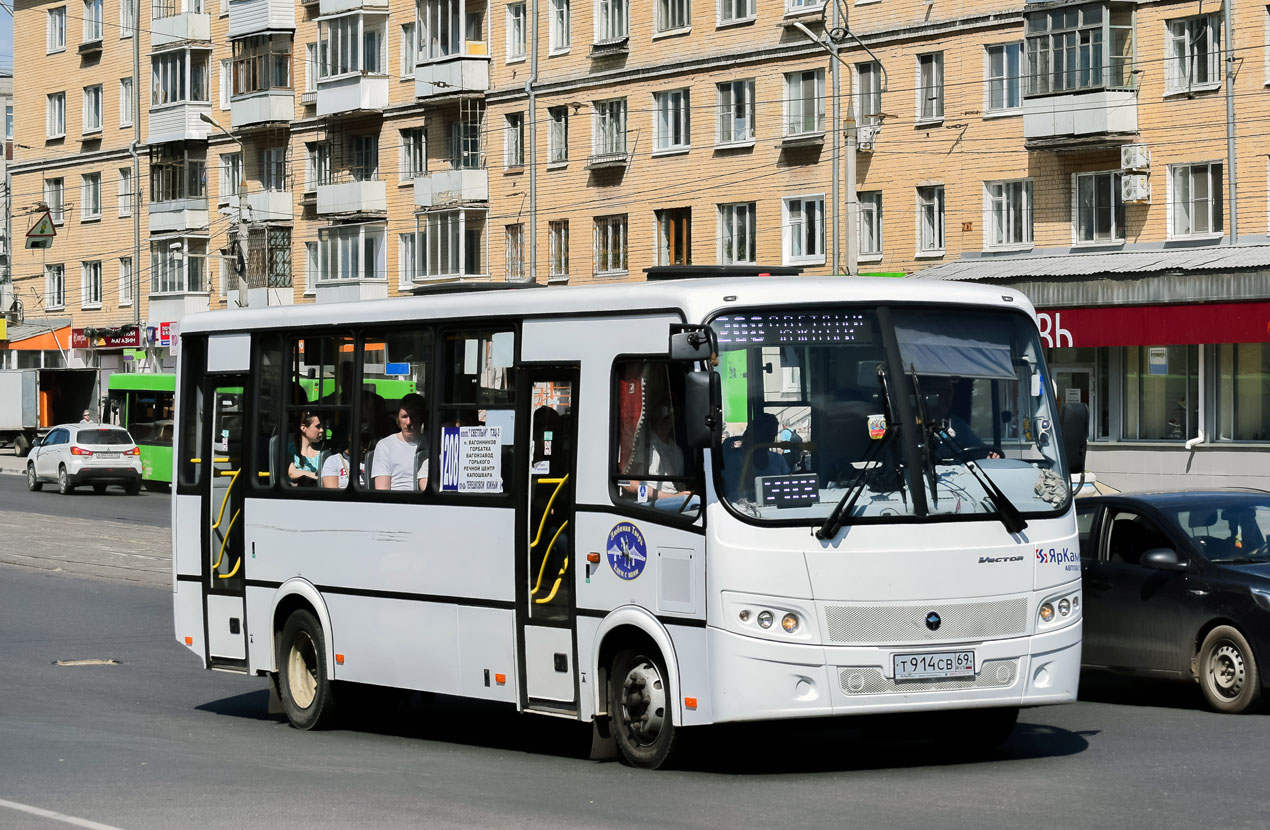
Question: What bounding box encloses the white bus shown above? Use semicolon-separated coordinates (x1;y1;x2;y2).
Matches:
172;269;1088;769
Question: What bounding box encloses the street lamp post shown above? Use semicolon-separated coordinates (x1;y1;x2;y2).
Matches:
199;113;250;307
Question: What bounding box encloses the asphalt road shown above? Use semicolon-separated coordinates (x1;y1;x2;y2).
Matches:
0;467;170;528
2;563;1268;830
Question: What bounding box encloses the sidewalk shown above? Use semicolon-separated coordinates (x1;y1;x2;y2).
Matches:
0;449;26;476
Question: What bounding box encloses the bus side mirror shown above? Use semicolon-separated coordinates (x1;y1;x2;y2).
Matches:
683;371;721;450
1060;402;1089;476
669;325;714;362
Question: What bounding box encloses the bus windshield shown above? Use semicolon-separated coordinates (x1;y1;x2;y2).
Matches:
712;305;1069;524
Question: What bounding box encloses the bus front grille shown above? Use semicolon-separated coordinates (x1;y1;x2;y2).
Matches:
824;597;1028;645
838;659;1019;695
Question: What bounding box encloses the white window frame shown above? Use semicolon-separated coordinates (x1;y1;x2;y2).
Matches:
220;151;242;202
593;214;628;277
305;42;318;93
653;89;690;153
548;220;569;281
593;98;627;155
547;106;569;164
786;0;819;11
917;185;946;255
783;69;825;137
418;209;487;279
856;62;882;127
81;173;102;220
45;264;66;310
1073;170;1125;245
261;146;287;192
398;232;418;289
782;194;825;265
150;238;208;295
506;2;527;62
400;22;416;77
82;85;103;134
305;241;318;295
985;42;1022;114
45;178;66;224
220;58;233;109
120;0;135;38
656;0;690;34
317;14;387;79
716;79;755;145
505;223;526;280
83;0;103;43
81;261;103;309
718;201;756;264
47;7;67;54
120;78;134;127
1166;15;1221;94
917;52;944;123
984;179;1033;249
151;49;212;108
595;0;628;43
118;168;133;217
399;128;426;182
505;112;525;168
1168;161;1224;238
549;0;571;53
718;0;755;26
46;93;66;140
316;223;387;283
119;257;134;306
859;191;882;258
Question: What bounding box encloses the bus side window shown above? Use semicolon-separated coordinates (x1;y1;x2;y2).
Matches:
357;328;432;493
252;335;284;489
178;336;206;489
612;358;699;519
438;328;515;495
285;334;354;490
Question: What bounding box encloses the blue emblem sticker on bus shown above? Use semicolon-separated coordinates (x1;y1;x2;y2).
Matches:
607;522;648;581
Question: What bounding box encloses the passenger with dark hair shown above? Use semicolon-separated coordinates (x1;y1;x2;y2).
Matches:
287;411;323;486
372;393;428;491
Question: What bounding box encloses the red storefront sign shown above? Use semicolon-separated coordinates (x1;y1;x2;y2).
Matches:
71;327;144;349
1037;302;1270;348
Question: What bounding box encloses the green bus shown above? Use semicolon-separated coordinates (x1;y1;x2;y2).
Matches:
108;373;176;487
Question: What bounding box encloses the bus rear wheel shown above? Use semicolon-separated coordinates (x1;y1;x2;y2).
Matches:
278;610;336;730
609;647;678;770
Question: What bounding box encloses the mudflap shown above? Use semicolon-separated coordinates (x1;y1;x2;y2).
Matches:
267;673;284;715
589;715;617;761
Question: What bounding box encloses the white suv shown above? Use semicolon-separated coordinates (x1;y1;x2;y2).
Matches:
27;423;144;495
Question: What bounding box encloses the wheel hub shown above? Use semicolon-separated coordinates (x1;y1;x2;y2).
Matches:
287;632;318;709
1210;643;1245;698
620;660;666;744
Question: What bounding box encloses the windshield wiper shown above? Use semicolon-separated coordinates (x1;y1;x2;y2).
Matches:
931;426;1028;535
814;426;896;541
910;371;940;507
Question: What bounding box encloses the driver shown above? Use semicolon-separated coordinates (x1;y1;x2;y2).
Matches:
921;376;1000;460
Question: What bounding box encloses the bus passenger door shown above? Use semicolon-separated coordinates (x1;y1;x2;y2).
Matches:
205;376;249;669
519;367;579;712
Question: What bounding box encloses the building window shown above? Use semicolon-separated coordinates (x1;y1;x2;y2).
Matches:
656;207;691;266
450;120;485;169
46;93;66;139
857;61;882;126
783;195;824;265
505;112;525;168
1025;4;1134;95
117;168;133;217
1170;162;1223;237
507;2;527;61
653;89;690;152
548;220;569;281
719;0;755;25
400;128;426;180
219;58;232;109
1121;345;1199;441
120;0;135;38
5;105;11;139
786;0;820;10
505;223;526;280
593;214;628;277
718;202;755;264
120;78;134;127
46;264;66;310
986;179;1032;248
306;142;330;188
152;50;211;106
261;146;287;191
150;145;207;202
918;185;945;253
419;0;484;60
398;232;417;288
47;7;66;54
81;261;103;308
596;0;628;42
317;224;386;282
420;209;486;279
784;69;824;136
232;34;292;96
151;238;207;294
550;0;570;52
593;98;627;155
352;135;379;181
547;106;569;163
82;85;103;134
1217;343;1270;441
44;178;65;224
917;52;944;122
81;173;102;220
859;191;882;256
657;0;689;32
119;257;133;305
401;22;416;77
318;14;386;78
220;151;243;200
717;79;754;144
1075;171;1124;243
1167;15;1221;93
82;0;103;43
986;42;1022;113
304;43;318;93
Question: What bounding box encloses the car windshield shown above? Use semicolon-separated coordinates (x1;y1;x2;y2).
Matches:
1167;497;1270;561
78;428;133;445
711;304;1069;524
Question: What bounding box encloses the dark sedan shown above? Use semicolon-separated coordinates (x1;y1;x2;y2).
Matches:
1077;490;1270;713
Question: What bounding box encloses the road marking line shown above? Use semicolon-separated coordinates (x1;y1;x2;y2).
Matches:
0;798;128;830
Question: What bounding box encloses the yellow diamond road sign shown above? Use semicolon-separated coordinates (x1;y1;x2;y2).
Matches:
26;211;57;249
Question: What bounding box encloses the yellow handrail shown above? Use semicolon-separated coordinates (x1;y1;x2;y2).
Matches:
534;555;570;604
210;469;241;533
529;474;569;549
210;509;241;572
218;549;243;579
530;520;569;596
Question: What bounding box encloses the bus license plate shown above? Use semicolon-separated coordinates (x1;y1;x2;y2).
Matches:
893;651;975;680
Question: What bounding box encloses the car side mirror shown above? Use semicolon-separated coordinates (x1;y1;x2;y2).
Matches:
1060;402;1089;475
683;371;721;450
1141;548;1188;572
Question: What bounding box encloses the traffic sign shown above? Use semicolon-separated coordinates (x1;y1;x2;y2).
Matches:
25;211;57;250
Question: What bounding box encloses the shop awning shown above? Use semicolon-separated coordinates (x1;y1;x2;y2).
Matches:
910;244;1270;282
0;318;72;350
1037;302;1270;347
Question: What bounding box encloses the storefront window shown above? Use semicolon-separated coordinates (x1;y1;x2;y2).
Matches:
1122;345;1198;440
1217;343;1270;441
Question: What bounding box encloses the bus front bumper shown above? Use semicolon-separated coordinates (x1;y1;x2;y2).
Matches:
705;621;1081;724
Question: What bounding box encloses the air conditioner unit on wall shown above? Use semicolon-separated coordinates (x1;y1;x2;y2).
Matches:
1121;144;1150;171
1122;173;1151;203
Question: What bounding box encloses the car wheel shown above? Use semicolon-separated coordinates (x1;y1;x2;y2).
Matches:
92;484;108;495
1198;625;1262;714
278;610;337;730
26;464;42;492
125;481;141;496
609;647;678;769
57;466;74;495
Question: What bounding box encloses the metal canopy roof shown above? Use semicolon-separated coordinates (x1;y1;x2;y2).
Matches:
910;245;1270;282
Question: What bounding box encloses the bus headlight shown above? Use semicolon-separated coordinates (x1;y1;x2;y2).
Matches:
1058;598;1071;616
757;611;774;629
781;613;799;633
1039;602;1055;623
1037;589;1082;629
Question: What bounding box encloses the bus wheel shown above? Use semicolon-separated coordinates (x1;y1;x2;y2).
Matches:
1199;626;1261;714
278;610;336;730
609;647;678;769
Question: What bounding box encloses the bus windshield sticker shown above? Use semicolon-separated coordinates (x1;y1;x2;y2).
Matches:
867;414;886;439
606;522;647;581
439;425;504;492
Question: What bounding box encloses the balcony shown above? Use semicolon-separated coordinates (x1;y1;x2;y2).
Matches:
585;150;631;171
415;46;490;99
228;0;296;38
149;291;210;323
316;176;386;215
316;73;389;117
147;102;213;144
231;89;294;128
413;168;488;207
315;279;388;303
319;0;386;13
1023;89;1138;149
246;189;293;222
150;12;211;47
149;198;209;234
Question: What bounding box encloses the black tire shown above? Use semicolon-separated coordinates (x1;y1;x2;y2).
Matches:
57;466;74;495
609;647;678;769
14;434;30;457
125;481;141;496
278;609;337;730
92;483;108;494
26;464;42;492
934;707;1019;757
1198;625;1262;714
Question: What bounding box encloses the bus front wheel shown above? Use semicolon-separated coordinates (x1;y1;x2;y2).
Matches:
609;647;678;770
278;610;336;730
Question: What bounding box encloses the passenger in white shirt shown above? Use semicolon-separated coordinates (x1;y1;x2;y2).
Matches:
372;393;428;491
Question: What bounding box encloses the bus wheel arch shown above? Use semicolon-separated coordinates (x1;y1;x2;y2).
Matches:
592;609;683;768
270;579;335;678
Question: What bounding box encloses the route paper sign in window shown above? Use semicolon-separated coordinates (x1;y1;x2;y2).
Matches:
440;425;503;492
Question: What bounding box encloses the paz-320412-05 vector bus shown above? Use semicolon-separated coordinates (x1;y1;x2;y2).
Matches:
171;268;1089;769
